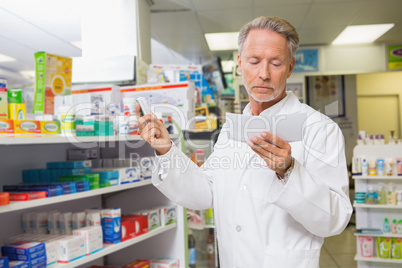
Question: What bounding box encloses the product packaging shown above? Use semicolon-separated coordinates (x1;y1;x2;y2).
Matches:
7;89;22;103
391;237;402;259
376;237;391;259
59;212;73;235
131;209;160;231
72;212;86;230
0;118;14;137
0;256;9;268
71;85;120;116
352;156;362;176
39;121;60;136
0;88;8;119
155;205;177;226
68;149;99;161
13;120;41;137
101;208;121;244
73;226;103;255
0;192;9;206
8;103;26;120
123;259;151;268
120;81;195;131
57;235;86;263
9;192;47;201
1;242;45;256
377;159;385;176
396;158;402;176
140;157;154;180
358;236;373;257
121;214;148;241
33;52;72;114
150;258;179;268
385;158;393;176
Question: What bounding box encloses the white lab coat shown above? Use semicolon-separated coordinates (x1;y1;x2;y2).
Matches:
152;92;353;268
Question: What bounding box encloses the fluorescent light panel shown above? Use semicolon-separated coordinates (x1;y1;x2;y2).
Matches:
205;32;238;51
71;41;82;49
0;53;16;62
20;70;35;78
332;24;394;45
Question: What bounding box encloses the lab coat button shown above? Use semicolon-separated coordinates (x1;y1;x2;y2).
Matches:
236;225;241;232
240;185;247;191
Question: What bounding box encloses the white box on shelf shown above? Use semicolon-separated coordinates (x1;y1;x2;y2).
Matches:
120;81;195;131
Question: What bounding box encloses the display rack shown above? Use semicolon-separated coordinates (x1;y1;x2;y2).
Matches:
353;144;402;268
0;135;186;267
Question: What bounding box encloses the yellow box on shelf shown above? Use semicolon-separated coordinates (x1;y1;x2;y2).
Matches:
8;103;26;120
40;121;61;135
14;120;41;137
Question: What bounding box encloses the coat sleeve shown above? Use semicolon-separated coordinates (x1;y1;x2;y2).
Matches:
152;143;214;210
267;113;353;237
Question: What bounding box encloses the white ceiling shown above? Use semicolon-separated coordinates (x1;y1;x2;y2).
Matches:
0;0;401;82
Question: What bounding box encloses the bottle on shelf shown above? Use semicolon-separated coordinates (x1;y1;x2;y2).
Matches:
391;219;398;234
384;218;390;233
377;183;387;205
207;229;215;268
387;183;397;205
366;185;378;204
188;229;196;268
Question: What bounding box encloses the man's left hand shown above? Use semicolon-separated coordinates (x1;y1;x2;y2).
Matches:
248;131;292;179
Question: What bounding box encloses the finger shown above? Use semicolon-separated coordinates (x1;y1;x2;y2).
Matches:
135;103;142;118
137;114;154;132
249;136;279;154
260;131;289;149
249;142;275;160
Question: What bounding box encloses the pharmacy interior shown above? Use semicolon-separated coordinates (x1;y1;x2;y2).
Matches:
1;0;402;268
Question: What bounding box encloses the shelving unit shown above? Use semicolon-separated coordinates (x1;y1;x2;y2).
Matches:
53;223;177;268
0;134;186;267
353;144;402;268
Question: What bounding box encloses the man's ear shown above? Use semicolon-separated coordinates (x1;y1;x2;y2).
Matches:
237;54;242;75
287;57;296;78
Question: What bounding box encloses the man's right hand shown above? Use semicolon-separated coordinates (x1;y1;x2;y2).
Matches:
135;103;172;155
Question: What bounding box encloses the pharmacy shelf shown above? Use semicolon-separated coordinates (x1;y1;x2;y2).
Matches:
0;180;152;214
353;176;402;180
353;202;402;209
354;232;402;238
0;134;179;145
53;223;177;268
354;255;402;264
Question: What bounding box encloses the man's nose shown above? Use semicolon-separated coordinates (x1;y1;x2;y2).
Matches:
259;62;270;80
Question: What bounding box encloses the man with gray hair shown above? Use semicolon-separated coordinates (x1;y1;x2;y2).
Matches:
137;16;352;268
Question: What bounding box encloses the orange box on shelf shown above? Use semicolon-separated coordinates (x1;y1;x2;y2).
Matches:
0;192;9;206
14;120;41;137
0;119;14;137
123;260;150;268
9;191;47;201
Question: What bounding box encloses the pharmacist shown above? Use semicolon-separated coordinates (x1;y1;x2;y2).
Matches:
137;16;353;268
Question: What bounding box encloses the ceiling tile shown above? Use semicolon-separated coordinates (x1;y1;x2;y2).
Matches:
151;0;191;11
298;26;346;45
301;1;365;28
198;9;254;33
376;24;402;44
254;0;312;5
191;0;253;11
151;11;202;35
252;4;311;29
352;0;402;25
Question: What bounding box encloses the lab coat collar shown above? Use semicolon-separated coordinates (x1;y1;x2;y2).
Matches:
243;91;298;116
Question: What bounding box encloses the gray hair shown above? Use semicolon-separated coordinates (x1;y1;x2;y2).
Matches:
238;16;299;59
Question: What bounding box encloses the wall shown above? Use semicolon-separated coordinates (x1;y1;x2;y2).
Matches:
356;71;402;138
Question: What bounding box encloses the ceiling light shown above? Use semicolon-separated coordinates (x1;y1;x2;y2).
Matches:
71;41;82;49
0;54;16;62
205;32;238;51
20;70;35;79
332;24;394;45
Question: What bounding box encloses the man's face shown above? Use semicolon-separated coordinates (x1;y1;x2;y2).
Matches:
238;29;295;103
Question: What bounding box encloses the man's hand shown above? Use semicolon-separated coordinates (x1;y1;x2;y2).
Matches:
136;103;172;155
248;131;292;179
